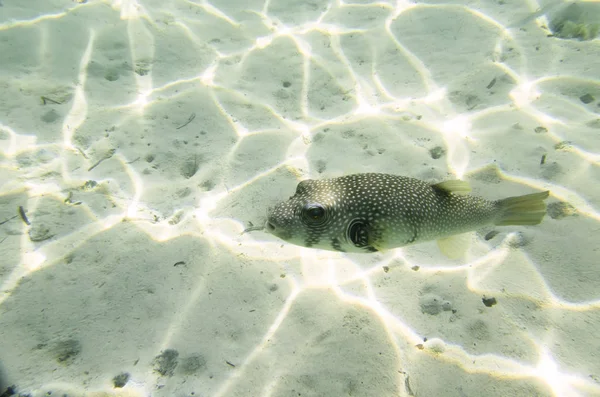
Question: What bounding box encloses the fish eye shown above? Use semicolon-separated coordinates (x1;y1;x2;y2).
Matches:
302;203;327;225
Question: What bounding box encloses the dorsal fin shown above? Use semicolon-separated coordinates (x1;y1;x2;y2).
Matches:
432;180;471;195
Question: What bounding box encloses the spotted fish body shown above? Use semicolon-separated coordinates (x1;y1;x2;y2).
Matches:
265;173;549;254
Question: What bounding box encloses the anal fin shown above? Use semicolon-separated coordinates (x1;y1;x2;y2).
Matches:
437;233;472;259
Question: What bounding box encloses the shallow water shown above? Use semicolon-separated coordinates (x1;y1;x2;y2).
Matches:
0;1;599;396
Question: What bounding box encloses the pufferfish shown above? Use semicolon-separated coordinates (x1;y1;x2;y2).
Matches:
264;173;549;257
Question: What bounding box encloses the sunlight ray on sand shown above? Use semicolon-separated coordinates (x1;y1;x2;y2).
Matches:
0;0;598;396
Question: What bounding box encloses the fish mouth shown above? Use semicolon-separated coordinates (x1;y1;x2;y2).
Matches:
264;219;292;240
265;221;276;233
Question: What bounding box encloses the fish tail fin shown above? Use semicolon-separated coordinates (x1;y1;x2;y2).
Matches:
495;191;550;226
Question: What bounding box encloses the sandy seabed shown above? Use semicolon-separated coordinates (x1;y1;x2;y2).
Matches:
0;0;599;396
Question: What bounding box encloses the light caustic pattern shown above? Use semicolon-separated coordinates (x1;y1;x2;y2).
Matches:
0;0;599;396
